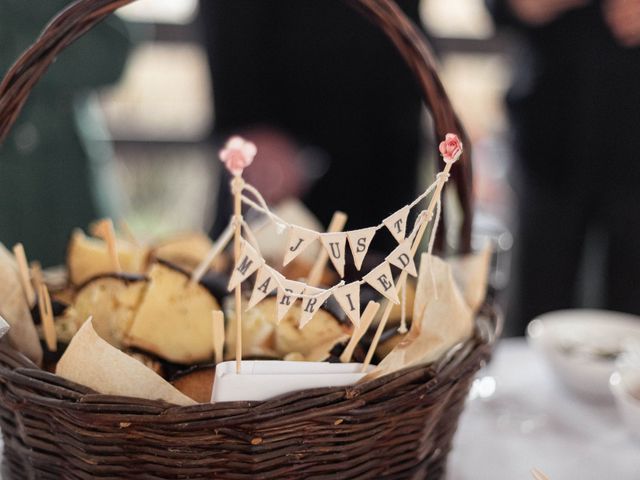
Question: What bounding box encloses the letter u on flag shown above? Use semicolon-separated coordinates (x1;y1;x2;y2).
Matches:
320;232;347;278
228;239;263;291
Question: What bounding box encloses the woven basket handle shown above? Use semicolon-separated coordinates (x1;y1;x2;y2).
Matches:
0;0;473;252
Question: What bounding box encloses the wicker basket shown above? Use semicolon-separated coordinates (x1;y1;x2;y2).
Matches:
0;1;499;478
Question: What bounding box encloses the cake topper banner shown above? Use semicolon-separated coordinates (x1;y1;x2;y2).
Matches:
240;174;443;281
225;183;430;330
216;133;463;370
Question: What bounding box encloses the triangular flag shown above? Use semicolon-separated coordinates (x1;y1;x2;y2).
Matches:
228;240;263;291
247;265;278;310
387;239;417;277
383;205;410;244
299;287;333;329
346;227;377;271
333;281;361;327
363;261;399;304
283;226;319;266
320;232;347;278
275;276;306;323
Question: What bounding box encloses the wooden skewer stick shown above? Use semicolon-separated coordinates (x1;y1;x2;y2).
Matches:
38;283;57;352
212;310;225;365
531;468;550;480
307;211;348;287
232;176;245;374
12;243;36;306
91;218;121;273
362;160;456;372
118;220;139;247
340;301;379;363
191;221;234;284
30;261;44;292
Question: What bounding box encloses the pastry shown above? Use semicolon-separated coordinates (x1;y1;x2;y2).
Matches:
67;229;147;285
125;261;222;364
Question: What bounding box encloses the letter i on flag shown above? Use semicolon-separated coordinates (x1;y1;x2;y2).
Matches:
228;239;263;291
333;281;361;327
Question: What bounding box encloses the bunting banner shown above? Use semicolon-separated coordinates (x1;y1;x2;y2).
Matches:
346;227;377;271
275;275;307;323
333;281;361;327
228;239;263;291
217;131;461;372
363;261;399;304
383;205;410;244
247;265;278;310
299;287;333;329
320;232;347;278
387;239;418;277
282;226;319;266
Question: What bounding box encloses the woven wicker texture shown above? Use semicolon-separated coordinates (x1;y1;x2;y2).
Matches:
0;313;497;480
0;1;491;479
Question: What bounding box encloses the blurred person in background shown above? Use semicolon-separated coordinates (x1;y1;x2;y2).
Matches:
0;1;130;266
200;0;426;252
488;0;640;334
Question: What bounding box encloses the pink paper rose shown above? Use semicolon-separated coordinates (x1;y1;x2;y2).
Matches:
219;136;257;175
439;133;463;163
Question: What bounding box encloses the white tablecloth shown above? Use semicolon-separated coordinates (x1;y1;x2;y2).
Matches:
2;339;638;479
448;338;640;480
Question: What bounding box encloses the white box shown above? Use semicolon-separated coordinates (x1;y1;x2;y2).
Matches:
211;360;371;402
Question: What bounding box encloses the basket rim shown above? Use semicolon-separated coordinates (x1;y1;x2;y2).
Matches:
0;307;501;416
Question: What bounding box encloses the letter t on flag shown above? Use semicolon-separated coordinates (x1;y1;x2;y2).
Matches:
383;205;410;244
228;239;263;291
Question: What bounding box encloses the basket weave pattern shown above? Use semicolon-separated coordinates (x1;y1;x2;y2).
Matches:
0;1;492;478
0;328;493;479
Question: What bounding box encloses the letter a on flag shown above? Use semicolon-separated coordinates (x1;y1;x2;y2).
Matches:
247;265;278;310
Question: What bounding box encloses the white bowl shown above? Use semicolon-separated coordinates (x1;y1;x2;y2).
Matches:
610;356;640;438
527;309;640;399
